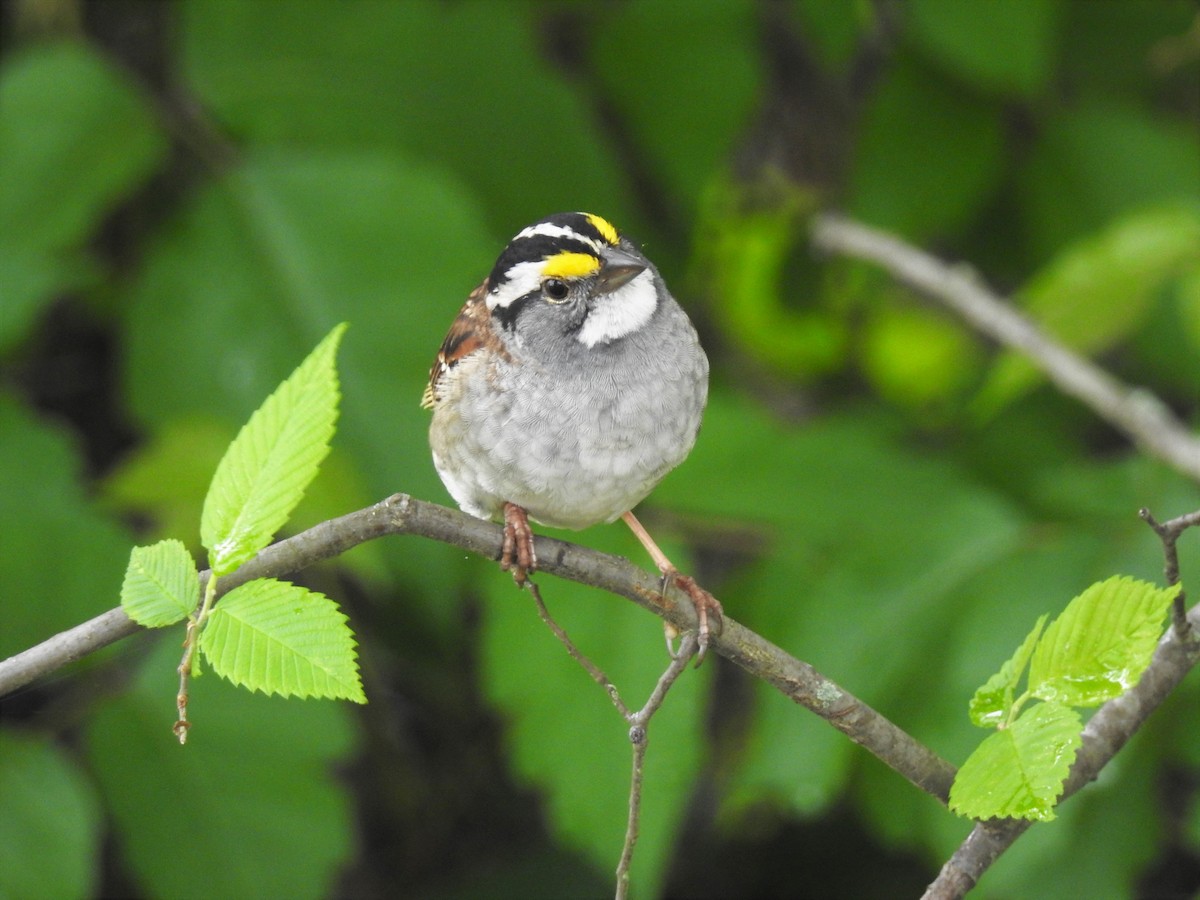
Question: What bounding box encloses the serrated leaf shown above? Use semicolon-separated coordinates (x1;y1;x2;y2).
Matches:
950;701;1082;822
199;578;364;703
200;323;345;575
120;539;199;627
1029;575;1176;707
969;613;1048;728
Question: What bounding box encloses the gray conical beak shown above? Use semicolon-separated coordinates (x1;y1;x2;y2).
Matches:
595;248;647;295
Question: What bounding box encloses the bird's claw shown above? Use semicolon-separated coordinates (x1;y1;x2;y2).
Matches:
501;502;537;585
660;570;722;666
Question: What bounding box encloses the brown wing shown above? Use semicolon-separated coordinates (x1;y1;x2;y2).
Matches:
421;279;501;410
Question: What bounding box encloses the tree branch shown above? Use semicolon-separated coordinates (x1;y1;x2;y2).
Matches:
0;493;956;805
810;212;1200;483
812;213;1200;895
922;599;1200;899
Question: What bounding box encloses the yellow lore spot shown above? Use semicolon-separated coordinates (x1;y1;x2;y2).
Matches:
585;213;620;245
541;251;601;279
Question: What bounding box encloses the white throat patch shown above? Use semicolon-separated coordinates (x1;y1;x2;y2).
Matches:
577;269;658;347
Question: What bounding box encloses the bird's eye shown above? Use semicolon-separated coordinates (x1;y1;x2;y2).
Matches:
543;278;570;301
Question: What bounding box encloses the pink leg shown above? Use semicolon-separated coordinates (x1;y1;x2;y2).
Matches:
621;511;723;663
501;502;537;585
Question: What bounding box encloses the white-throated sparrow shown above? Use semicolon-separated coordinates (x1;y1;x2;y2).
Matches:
422;212;721;657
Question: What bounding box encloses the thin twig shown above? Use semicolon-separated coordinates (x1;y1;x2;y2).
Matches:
1140;507;1200;640
523;578;698;897
526;578;629;718
615;727;648;900
173;618;197;743
614;633;698;900
811;213;1200;484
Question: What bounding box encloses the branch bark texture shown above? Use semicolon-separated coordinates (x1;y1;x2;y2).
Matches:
0;493;957;804
923;604;1200;899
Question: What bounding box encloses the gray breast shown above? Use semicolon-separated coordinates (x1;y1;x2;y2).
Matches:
461;299;708;529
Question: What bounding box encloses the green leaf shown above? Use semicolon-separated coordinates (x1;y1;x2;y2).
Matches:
976;204;1200;415
1029;575;1177;707
124;149;491;609
199;578;365;703
120;539;200;628
908;0;1061;97
0;730;101;900
969;614;1048;728
200;323;345;576
102;415;387;590
950;701;1082;821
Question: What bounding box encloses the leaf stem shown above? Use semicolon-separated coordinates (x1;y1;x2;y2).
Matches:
1004;690;1031;729
174;573;218;743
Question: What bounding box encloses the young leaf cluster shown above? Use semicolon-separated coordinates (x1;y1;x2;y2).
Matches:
118;323;365;730
950;575;1177;821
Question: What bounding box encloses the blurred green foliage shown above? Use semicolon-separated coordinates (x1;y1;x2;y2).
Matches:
1;0;1199;897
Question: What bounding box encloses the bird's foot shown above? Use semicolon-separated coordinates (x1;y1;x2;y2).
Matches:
660;569;723;666
500;502;537;585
